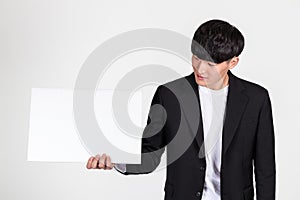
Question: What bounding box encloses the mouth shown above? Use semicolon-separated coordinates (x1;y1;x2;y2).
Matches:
196;74;207;80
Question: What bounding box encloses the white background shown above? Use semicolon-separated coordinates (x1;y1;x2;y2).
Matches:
0;0;299;199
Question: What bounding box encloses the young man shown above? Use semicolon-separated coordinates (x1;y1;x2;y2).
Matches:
87;19;276;200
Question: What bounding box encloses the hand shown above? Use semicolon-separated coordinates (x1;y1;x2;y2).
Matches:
86;153;115;170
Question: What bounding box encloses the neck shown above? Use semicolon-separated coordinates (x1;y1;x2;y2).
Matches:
207;74;229;90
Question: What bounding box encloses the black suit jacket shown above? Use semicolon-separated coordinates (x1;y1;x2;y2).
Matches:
120;70;276;200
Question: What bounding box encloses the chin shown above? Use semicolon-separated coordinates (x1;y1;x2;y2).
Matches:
196;79;208;87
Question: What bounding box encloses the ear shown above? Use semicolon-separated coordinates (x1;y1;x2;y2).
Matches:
228;57;239;69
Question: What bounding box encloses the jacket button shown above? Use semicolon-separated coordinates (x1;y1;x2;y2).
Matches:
200;166;205;171
196;191;201;197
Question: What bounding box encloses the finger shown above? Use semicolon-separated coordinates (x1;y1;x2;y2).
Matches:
98;153;106;169
92;154;100;169
86;156;94;169
105;155;114;170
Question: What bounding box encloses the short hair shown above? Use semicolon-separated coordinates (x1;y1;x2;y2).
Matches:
191;19;245;64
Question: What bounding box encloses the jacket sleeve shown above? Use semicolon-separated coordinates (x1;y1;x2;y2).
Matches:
118;85;167;175
254;91;276;200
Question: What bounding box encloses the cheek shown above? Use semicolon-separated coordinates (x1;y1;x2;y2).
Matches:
217;65;229;76
192;61;199;69
206;67;220;78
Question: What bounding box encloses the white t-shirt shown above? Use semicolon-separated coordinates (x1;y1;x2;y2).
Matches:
199;84;228;200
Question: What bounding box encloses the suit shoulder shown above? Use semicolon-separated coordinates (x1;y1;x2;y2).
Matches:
236;75;270;98
157;75;188;92
153;75;193;101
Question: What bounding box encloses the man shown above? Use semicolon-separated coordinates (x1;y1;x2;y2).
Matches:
87;19;276;200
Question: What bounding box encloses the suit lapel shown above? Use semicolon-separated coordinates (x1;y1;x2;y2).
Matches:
181;72;205;157
184;73;205;158
180;70;249;158
222;71;248;156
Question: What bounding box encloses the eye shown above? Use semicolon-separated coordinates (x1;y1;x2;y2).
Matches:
208;63;215;67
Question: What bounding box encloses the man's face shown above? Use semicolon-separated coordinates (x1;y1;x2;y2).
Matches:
191;55;238;90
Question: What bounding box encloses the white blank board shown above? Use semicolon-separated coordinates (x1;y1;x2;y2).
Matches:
27;88;143;163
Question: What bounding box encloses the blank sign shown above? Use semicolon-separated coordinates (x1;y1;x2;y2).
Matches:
27;88;146;163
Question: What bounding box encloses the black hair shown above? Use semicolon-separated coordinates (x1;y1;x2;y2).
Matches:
191;19;245;64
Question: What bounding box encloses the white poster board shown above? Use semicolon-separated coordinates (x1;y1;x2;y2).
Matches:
27;88;144;163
